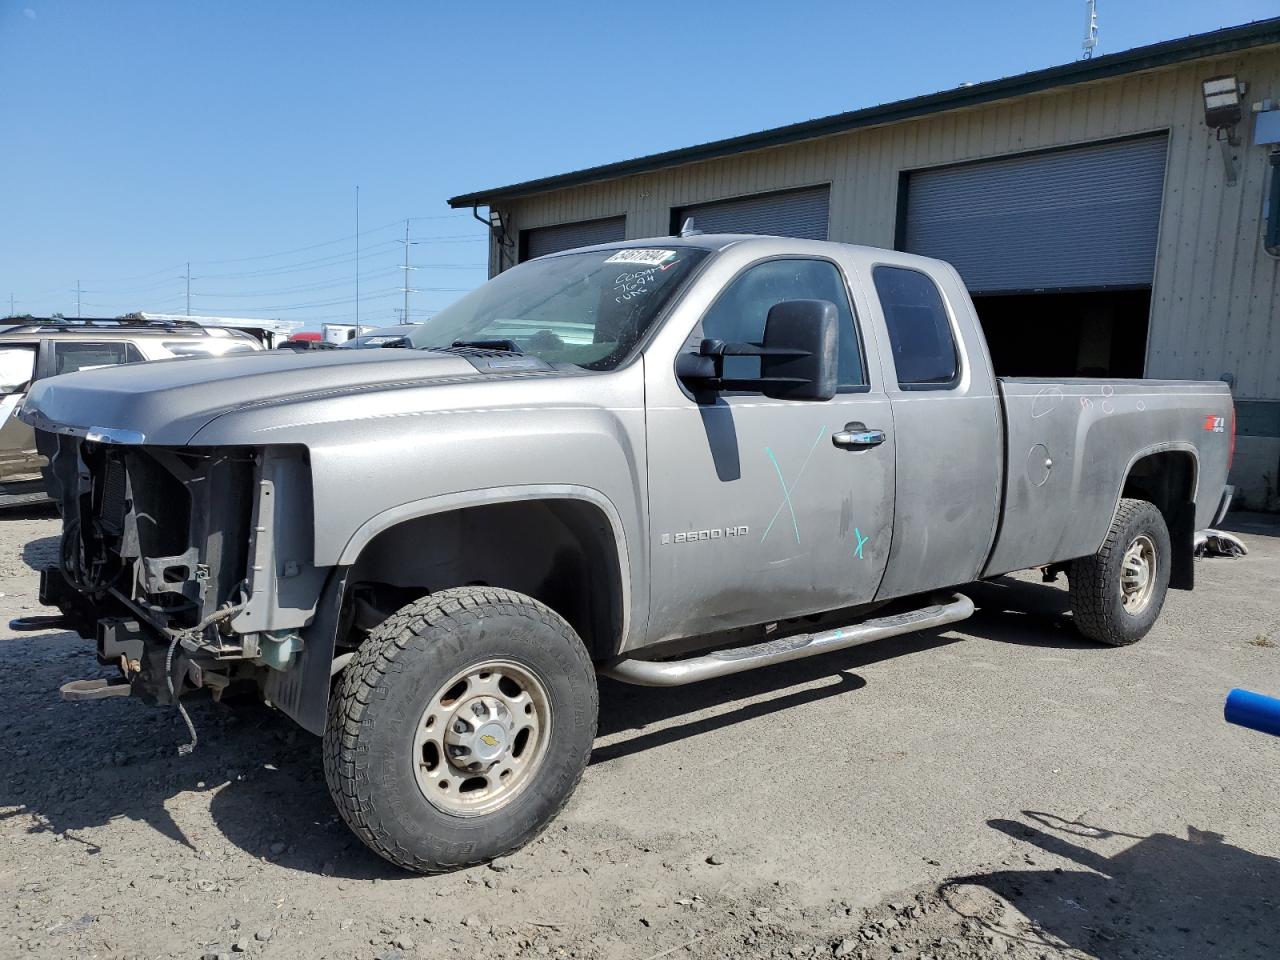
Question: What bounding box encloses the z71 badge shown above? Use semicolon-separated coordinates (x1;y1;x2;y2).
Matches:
661;526;749;545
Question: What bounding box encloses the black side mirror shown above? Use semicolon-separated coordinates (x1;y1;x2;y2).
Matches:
677;298;839;402
759;299;838;401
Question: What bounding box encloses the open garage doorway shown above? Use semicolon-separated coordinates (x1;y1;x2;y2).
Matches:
971;288;1151;378
900;134;1167;379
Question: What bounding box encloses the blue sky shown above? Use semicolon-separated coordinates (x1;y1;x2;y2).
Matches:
2;1;1274;328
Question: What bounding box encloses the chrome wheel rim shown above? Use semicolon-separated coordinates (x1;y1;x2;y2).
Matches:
412;660;550;817
1120;534;1157;614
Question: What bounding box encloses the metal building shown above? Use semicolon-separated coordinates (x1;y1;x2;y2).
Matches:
450;20;1280;508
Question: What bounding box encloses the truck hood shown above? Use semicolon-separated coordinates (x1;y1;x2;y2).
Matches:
20;347;489;445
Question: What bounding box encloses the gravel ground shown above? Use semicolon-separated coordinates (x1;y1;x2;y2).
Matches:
2;505;1278;960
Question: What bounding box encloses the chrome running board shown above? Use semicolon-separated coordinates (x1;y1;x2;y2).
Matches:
602;592;974;687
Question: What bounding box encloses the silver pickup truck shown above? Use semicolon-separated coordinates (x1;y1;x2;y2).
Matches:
17;235;1234;873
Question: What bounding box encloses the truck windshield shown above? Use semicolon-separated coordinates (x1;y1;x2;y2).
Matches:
406;247;708;369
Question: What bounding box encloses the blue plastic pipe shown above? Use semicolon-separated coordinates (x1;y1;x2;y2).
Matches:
1225;688;1280;738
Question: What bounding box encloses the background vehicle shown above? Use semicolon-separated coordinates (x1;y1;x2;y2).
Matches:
0;317;260;507
277;337;339;352
337;323;421;349
335;325;419;350
17;236;1233;872
322;322;376;344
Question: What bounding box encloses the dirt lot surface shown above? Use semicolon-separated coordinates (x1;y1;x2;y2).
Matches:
2;506;1278;960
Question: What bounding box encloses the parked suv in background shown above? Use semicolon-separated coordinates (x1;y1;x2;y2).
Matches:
0;317;261;507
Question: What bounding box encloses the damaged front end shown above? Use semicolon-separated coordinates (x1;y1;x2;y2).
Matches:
28;429;335;737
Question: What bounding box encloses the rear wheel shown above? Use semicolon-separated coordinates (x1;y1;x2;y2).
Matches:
324;586;597;873
1069;498;1170;646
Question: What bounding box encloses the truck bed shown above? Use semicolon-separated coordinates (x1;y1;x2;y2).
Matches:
982;377;1233;578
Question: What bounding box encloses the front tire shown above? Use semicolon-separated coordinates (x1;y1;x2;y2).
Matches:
324;586;597;873
1068;498;1170;646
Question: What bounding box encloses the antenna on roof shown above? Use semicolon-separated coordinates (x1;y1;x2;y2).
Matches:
1081;0;1099;60
679;217;702;238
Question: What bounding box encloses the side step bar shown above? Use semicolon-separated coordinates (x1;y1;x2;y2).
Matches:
9;614;71;632
602;592;974;687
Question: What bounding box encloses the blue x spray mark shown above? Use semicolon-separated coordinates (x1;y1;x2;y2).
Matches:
853;528;869;559
760;424;827;545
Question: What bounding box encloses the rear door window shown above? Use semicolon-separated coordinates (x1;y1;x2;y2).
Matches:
49;341;141;375
872;266;960;389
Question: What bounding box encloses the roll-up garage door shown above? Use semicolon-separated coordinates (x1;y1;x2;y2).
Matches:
903;135;1167;293
674;185;830;240
520;216;626;261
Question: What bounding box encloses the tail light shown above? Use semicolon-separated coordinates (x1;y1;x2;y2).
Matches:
1229;401;1237;470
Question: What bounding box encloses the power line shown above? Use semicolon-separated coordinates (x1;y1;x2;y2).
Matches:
193;267;402;298
195;239;403;280
74;259;479;305
190;213;472;266
80;275;188;295
56;235;484;292
12;217;488;318
190;286;470;316
193;288;404;313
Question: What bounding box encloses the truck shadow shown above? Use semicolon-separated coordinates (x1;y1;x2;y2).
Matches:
941;811;1280;959
21;534;60;571
591;627;967;764
593;576;1098;763
960;575;1099;650
0;580;1107;881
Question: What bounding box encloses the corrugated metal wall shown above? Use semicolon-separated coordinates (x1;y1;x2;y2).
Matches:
495;49;1280;403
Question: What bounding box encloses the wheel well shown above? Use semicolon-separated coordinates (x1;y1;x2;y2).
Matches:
1121;450;1197;590
347;499;625;659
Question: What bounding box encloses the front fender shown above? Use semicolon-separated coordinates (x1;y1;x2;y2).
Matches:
337;483;638;647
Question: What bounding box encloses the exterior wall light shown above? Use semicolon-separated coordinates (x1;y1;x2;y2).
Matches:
471;205;515;274
1203;75;1243;141
1203;75;1245;186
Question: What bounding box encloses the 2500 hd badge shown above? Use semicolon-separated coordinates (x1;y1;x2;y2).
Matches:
661;525;751;544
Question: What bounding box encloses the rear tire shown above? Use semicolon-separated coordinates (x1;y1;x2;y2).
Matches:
323;586;597;874
1069;498;1170;646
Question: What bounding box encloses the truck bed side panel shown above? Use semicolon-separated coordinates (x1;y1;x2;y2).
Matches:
982;378;1232;578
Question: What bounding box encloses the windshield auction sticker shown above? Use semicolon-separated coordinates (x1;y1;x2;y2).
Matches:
604;249;678;266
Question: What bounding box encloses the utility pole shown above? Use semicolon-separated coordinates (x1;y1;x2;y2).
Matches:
177;264;195;316
397;218;419;323
76;280;81;319
355;186;360;342
8;292;13;317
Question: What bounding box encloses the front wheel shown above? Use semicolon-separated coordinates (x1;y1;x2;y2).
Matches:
1068;498;1171;646
324;586;598;873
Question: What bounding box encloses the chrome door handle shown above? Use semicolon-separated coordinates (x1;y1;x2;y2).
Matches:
832;423;886;449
